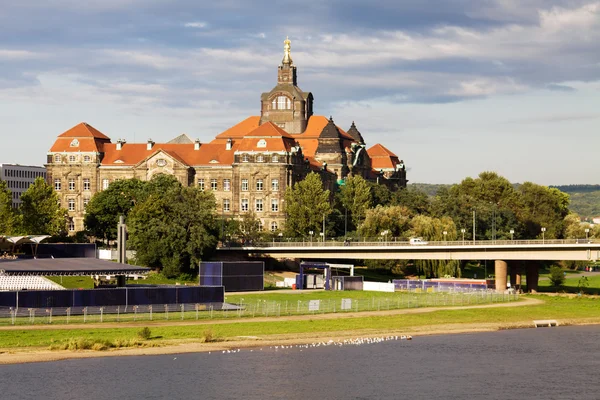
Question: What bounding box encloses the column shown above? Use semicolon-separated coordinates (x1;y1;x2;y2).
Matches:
495;260;508;292
526;263;539;293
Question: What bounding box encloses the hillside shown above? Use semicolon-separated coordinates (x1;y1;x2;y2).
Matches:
410;183;600;220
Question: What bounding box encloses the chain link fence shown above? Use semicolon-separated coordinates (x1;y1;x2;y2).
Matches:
0;291;519;326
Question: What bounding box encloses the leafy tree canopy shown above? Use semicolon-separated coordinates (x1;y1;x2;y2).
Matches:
0;181;17;235
19;177;67;235
127;185;218;277
284;172;332;238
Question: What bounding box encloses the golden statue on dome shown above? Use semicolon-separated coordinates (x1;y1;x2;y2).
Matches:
282;36;293;65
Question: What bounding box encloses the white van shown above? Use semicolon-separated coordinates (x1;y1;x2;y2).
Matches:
409;237;428;245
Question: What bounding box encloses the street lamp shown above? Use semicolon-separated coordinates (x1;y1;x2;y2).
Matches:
461;228;466;244
510;229;514;241
585;228;590;241
309;230;314;245
541;227;546;244
381;230;389;243
443;231;447;243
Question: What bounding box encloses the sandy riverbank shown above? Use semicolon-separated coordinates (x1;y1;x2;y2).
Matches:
1;297;598;366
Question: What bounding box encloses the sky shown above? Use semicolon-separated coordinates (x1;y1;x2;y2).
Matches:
1;0;599;185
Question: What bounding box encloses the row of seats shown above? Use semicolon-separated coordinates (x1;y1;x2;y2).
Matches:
0;275;64;291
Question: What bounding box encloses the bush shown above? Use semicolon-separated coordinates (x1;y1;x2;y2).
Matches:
203;328;215;343
138;327;152;340
548;265;566;288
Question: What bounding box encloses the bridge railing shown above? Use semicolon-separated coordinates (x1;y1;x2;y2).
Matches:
224;238;594;248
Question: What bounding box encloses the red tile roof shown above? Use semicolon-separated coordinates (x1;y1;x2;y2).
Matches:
58;122;111;140
368;144;400;170
214;116;260;139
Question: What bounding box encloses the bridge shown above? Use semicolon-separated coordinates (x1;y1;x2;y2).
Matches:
218;239;600;292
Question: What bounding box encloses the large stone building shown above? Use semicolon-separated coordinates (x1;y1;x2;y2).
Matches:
46;38;407;233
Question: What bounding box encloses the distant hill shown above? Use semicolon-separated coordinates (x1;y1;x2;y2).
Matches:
410;183;600;220
408;183;451;197
551;185;600;220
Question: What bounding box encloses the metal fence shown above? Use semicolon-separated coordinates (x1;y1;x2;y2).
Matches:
0;291;519;326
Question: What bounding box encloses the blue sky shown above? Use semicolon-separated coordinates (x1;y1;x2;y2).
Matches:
1;0;599;185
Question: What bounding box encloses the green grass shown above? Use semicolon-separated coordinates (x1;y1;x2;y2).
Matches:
1;295;598;350
48;273;197;289
538;274;600;295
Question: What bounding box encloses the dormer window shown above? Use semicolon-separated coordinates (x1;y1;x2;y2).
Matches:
256;155;264;162
257;139;267;148
54;154;61;163
70;139;79;147
272;155;279;163
69;155;76;163
84;155;91;162
242;154;249;162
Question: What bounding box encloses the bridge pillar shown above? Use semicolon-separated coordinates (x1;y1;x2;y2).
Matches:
509;261;522;292
495;260;508;292
526;264;539;293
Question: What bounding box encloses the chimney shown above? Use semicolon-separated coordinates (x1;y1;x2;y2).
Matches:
147;138;155;150
116;139;126;150
226;138;232;151
194;138;201;151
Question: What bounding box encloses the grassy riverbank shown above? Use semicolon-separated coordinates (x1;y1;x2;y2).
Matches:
1;295;598;352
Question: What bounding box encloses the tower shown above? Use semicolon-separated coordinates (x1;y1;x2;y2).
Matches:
260;37;313;134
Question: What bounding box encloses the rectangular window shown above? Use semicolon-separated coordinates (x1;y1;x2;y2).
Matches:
223;179;231;192
198;179;205;191
68;220;75;232
68;179;75;191
271;179;279;191
102;179;109;190
241;199;249;212
223;199;230;212
211;179;218;191
256;179;263;191
54;179;61;191
241;179;248;191
272;155;279;163
242;154;249;162
271;199;279;212
83;178;90;191
255;199;263;212
68;198;75;211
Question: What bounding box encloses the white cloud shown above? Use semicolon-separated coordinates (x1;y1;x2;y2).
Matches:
184;21;207;29
0;49;45;60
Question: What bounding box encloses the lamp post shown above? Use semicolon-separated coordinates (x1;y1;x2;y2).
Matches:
461;228;466;244
585;228;590;241
510;229;514;241
473;209;476;243
443;230;447;244
309;230;314;245
541;227;546;244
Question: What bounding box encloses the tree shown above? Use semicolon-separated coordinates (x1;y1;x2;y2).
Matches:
84;178;146;242
19;177;67;235
284;172;332;238
360;205;412;239
338;175;372;230
127;186;218;277
548;265;566;288
0;181;17;234
518;182;570;239
391;186;431;215
238;212;263;243
410;215;461;278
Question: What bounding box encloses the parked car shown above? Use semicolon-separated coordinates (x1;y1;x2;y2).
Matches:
409;237;428;245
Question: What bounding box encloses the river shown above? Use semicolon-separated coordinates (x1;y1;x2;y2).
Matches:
1;325;599;399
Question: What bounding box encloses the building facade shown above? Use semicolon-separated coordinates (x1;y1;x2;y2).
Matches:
46;39;407;233
0;164;47;208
